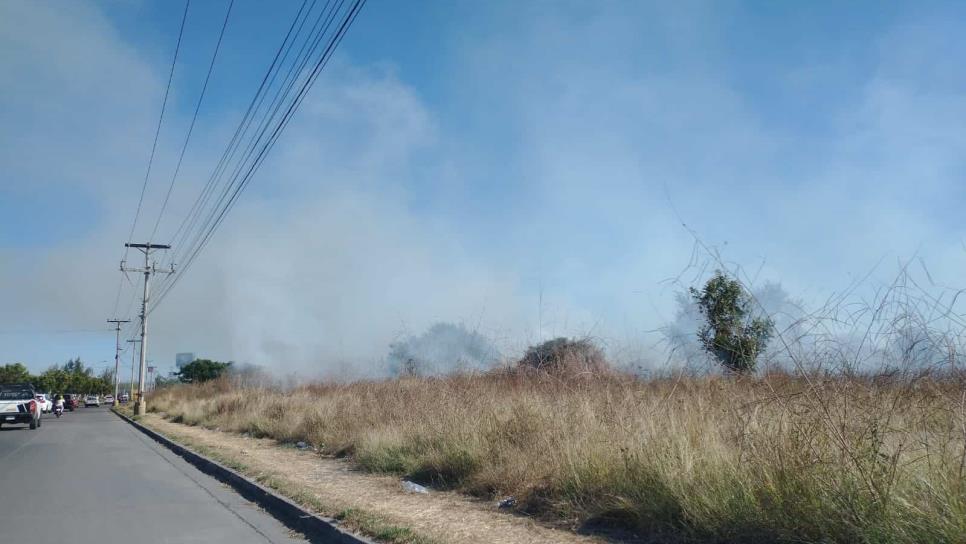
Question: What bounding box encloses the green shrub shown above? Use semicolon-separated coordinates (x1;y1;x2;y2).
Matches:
691;271;773;373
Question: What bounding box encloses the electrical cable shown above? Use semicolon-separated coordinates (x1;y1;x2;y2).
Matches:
111;0;190;324
148;0;235;243
125;0;191;248
150;0;365;313
160;0;319;274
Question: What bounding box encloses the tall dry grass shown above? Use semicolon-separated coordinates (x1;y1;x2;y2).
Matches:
149;370;966;543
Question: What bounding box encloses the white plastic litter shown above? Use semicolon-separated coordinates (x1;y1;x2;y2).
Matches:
402;480;429;494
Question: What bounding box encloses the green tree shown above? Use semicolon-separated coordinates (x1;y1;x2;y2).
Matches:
690;271;774;373
0;363;33;384
32;358;104;394
36;367;69;393
63;357;90;376
176;359;232;383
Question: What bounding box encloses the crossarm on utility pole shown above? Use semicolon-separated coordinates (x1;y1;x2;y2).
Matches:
124;243;171;250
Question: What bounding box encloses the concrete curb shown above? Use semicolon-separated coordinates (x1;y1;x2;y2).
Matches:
113;409;372;544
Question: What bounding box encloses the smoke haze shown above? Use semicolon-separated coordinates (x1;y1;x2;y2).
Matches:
2;2;966;375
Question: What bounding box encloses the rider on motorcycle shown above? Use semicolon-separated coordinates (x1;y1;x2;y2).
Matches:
54;395;65;416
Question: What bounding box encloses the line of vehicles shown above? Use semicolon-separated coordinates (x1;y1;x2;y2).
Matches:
0;383;130;430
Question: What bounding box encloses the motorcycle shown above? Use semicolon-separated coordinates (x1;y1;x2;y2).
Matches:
54;405;64;418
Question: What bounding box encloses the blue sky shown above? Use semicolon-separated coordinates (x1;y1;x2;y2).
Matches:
2;1;965;376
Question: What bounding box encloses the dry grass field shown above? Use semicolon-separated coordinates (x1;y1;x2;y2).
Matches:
149;370;966;543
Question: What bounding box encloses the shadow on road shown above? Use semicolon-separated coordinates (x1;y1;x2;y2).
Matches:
1;413;68;431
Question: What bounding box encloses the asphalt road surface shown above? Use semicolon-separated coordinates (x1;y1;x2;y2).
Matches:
0;406;306;544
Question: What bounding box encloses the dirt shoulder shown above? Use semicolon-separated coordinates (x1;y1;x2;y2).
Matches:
136;413;602;544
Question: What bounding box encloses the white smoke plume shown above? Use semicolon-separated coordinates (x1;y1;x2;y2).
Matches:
386;322;502;376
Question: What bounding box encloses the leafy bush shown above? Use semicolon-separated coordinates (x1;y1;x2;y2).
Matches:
517;337;609;374
691;271;774;373
176;359;232;383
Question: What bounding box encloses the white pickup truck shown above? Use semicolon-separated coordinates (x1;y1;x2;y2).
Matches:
0;384;42;430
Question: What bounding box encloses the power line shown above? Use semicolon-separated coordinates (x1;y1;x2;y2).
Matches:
119;274;144;341
149;0;365;313
163;0;316;264
126;0;192;248
110;276;125;318
111;0;190;324
149;0;235;243
0;328;110;335
162;0;338;279
148;0;318;304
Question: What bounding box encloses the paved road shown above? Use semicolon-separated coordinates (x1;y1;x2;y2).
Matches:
0;406;306;544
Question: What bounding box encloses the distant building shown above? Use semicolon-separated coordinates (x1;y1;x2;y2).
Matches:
175;353;195;368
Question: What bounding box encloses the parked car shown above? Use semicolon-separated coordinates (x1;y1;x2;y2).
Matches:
118;393;130;403
103;394;115;405
34;393;52;413
62;395;77;411
84;395;100;407
0;384;42;430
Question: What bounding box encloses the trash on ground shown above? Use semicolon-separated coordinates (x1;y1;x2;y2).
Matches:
402;480;429;494
296;441;309;450
498;497;516;508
